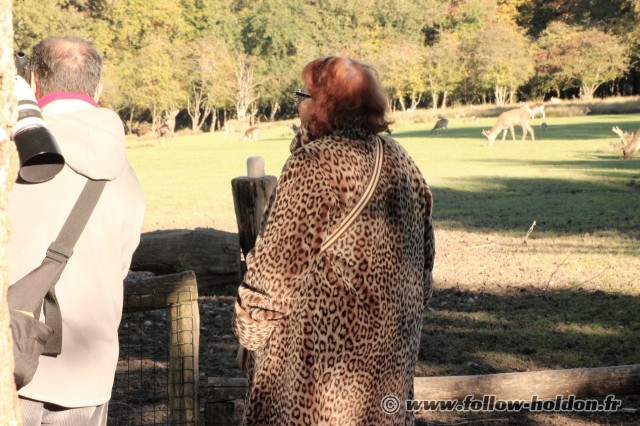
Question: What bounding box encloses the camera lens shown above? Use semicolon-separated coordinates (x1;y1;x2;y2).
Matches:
12;75;64;182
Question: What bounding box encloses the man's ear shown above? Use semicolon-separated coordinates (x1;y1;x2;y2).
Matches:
30;71;39;98
93;81;103;102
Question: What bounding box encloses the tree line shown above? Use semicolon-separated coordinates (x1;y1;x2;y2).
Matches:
12;0;640;133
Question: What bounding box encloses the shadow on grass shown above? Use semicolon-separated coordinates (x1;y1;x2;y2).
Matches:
417;287;640;425
432;177;639;238
420;287;639;374
468;155;640;172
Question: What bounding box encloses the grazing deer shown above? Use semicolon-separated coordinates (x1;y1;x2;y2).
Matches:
241;126;260;142
612;126;640;159
224;118;251;142
523;103;545;120
482;109;534;146
431;115;448;134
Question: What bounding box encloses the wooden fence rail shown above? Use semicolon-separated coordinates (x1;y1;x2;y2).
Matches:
414;364;640;401
206;364;640;424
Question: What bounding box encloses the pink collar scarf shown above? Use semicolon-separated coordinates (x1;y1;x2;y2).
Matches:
38;92;99;109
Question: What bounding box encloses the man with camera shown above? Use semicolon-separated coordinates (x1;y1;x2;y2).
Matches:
7;35;145;425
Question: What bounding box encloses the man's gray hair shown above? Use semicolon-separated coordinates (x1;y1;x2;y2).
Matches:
31;35;102;98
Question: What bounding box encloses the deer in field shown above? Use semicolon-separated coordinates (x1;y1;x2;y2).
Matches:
611;126;640;159
241;126;260;142
523;102;546;120
482;108;534;146
431;115;448;133
224;118;251;142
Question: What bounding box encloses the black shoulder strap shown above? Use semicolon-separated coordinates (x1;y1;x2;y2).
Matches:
8;179;106;356
46;179;107;263
43;179;106;354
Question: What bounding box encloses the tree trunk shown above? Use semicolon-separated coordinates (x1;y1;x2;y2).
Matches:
0;0;21;421
269;100;279;122
431;91;438;113
165;107;179;134
191;108;201;131
198;104;212;132
127;109;135;135
209;107;217;132
441;91;448;111
580;83;597;101
151;104;158;132
495;85;508;106
409;93;421;111
187;92;202;132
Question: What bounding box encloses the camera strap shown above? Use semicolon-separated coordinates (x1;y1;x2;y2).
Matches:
319;136;384;254
8;179;106;356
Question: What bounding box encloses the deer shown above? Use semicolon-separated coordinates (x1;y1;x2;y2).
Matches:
431;115;448;134
523;102;545;120
241;126;260;142
224;118;250;142
612;126;640;159
482;109;534;146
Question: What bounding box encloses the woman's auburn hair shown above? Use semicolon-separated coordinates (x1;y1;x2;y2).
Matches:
301;56;392;137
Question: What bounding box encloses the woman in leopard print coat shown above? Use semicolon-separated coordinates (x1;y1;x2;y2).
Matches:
233;56;435;425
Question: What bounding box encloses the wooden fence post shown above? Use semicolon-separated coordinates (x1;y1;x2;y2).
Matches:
206;377;249;426
168;277;200;425
230;156;277;273
206;158;276;425
122;271;200;424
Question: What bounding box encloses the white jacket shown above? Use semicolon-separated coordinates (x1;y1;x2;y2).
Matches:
8;98;145;407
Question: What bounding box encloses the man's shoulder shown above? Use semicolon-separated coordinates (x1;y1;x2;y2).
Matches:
45;106;120;124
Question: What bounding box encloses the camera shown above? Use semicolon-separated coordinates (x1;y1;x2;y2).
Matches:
12;51;64;183
14;51;31;84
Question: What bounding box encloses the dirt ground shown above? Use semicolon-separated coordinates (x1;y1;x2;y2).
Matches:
114;228;639;425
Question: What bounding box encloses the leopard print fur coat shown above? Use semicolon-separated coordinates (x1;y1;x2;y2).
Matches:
233;125;435;425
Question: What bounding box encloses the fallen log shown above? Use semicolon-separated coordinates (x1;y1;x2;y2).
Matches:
414;364;640;401
205;365;640;423
131;227;240;294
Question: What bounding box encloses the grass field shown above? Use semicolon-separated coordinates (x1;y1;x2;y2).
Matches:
126;110;640;425
128;112;640;237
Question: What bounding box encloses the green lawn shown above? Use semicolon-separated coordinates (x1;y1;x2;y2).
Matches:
127;113;640;240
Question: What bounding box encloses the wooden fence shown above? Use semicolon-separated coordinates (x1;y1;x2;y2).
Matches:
110;271;200;425
206;365;640;425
